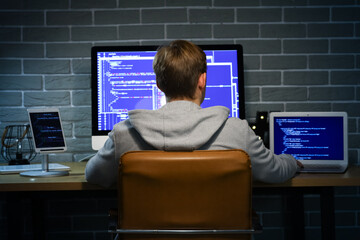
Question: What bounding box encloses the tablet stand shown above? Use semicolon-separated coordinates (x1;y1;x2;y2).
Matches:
20;154;69;177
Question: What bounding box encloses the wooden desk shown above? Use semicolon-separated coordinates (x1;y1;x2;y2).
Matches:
0;162;101;192
1;162;359;191
1;163;360;240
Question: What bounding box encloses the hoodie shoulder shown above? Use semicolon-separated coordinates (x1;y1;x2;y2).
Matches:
127;101;230;151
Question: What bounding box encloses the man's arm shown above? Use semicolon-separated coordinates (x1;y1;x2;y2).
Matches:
85;131;118;188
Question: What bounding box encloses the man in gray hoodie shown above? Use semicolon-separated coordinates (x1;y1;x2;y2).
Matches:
85;40;301;188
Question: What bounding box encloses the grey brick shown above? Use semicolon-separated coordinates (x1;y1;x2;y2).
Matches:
0;76;42;90
74;120;91;137
24;91;70;106
309;55;354;69
24;60;70;74
71;0;116;8
0;60;21;74
0;28;20;41
168;0;212;7
283;40;328;54
237;40;281;54
348;150;358;165
331;40;360;53
142;9;187;23
284;71;329;85
0;92;22;106
309;87;355;101
189;40;234;45
189;9;234;23
335;196;360;211
72;59;91;74
331;71;360;85
47;11;92;25
356;23;360;37
262;212;284;227
308;24;353;38
59;106;91;121
261;24;306;38
118;0;164;8
244;87;260;102
335;212;356;226
0;107;28;122
357;56;360;69
357;87;360;101
214;0;259;6
72;90;91;106
214;24;259;38
261;0;307;6
23;27;70;42
244;71;281;86
0;44;44;58
332;7;360;21
262;87;307;101
284;8;329;22
46;43;92;58
305;228;321;240
0;12;44;25
336;226;360;240
72;27;117;41
309;0;354;5
118;25;164;40
243;56;260;70
167;25;211;39
286;103;331;112
348;119;357;133
1;0;69;9
237;8;281;22
45;76;90;90
262;56;307;70
333;103;360;117
95;10;140;25
61;122;73;137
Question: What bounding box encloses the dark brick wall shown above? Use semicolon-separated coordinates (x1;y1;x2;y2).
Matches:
0;0;359;239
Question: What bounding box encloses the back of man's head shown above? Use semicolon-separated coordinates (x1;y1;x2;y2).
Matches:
153;40;207;100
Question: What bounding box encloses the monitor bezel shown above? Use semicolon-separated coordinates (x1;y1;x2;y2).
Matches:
91;44;245;137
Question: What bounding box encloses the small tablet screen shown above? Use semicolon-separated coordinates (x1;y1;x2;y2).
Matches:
28;109;66;152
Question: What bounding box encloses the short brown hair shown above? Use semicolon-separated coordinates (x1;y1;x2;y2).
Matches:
153;40;207;100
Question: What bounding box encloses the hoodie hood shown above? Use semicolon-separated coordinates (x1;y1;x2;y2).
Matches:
128;101;229;151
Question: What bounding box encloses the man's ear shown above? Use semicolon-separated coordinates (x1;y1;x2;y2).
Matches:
198;72;206;90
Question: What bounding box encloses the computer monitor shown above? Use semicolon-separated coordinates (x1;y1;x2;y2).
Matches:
91;44;245;150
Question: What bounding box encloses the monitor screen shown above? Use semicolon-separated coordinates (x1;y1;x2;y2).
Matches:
91;44;245;150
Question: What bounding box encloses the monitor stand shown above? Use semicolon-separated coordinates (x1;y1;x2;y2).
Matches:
20;154;69;177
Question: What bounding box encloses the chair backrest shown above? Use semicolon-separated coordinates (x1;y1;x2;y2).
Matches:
117;149;252;240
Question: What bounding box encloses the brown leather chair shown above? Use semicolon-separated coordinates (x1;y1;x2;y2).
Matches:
109;149;262;240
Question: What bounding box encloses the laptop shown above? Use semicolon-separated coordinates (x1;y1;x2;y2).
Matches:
269;112;348;173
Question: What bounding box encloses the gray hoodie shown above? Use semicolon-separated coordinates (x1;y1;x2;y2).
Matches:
85;101;298;187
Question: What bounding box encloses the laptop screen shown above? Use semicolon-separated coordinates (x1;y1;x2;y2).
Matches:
272;116;344;161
